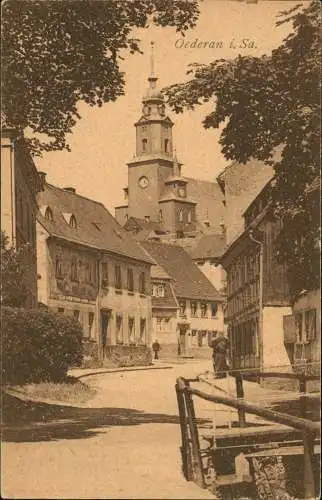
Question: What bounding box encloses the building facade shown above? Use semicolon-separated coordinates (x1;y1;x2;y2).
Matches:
221;181;292;371
283;289;320;375
141;241;225;358
37;181;153;367
1;124;41;308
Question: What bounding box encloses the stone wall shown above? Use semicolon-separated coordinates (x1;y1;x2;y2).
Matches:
102;345;152;368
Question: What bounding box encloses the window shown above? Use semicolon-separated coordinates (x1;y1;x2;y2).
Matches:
164;139;169;153
142;138;147;152
156;318;163;332
116;315;123;344
178;209;183;222
304;309;316;341
127;268;134;292
211;302;218;318
70;214;77;228
200;302;208;318
129;317;135;344
115;265;122;290
45;207;53;221
187;211;192;223
295;313;303;343
102;262;108;287
55;257;63;278
191;301;197;317
88;312;95;339
152;283;165;297
71;258;78;281
139;272;146;294
159;209;163;222
73;310;80;321
139;318;146;345
58;307;64;313
176;230;184;239
179;300;186;316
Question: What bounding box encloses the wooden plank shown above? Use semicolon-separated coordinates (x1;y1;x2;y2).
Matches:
245;444;320;457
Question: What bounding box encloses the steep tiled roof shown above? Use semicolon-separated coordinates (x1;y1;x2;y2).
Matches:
37;184;153;264
184;177;225;231
151;264;172;280
189;233;226;260
141;241;222;301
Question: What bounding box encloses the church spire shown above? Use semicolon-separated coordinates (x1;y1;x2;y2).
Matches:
148;41;158;91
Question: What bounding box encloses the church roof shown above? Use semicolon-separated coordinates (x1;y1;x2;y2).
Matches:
37;184;153;264
141;241;222;301
188;233;226;260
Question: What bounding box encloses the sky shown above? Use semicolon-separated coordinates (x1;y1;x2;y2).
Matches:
34;0;302;213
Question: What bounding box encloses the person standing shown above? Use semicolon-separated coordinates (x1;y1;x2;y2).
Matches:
211;333;229;378
152;339;161;360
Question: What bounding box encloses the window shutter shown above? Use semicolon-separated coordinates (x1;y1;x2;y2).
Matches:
283;314;296;343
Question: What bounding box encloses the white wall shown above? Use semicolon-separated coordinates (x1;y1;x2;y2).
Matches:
262;306;292;371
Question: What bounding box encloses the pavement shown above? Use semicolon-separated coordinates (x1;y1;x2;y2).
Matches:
2;359;216;499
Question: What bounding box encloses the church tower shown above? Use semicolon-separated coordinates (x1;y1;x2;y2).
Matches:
115;43;197;236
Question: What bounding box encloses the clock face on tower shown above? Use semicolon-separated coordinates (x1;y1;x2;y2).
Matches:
138;176;149;188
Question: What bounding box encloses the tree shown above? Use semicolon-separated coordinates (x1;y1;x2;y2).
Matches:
1;232;30;307
2;0;199;156
164;1;320;299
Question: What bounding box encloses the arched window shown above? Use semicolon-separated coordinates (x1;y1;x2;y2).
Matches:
142;138;148;152
70;214;77;228
178;209;183;222
45;206;53;221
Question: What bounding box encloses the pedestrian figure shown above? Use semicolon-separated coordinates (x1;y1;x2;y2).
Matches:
152;339;161;360
211;333;229;378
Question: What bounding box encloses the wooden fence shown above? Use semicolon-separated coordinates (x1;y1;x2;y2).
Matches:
175;371;320;498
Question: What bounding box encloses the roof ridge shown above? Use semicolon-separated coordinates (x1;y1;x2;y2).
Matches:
46;183;106;209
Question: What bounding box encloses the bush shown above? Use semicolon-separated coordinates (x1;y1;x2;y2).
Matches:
1;307;83;385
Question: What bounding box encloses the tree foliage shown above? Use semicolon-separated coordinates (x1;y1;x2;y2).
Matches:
1;232;30;307
164;1;320;299
2;0;199;155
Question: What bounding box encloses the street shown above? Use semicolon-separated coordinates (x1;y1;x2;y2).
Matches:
2;360;216;499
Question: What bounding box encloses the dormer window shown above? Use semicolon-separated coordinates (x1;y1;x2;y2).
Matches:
70;215;77;228
62;212;77;228
45;207;53;221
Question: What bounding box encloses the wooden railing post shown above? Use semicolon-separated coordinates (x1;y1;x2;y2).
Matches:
175;381;192;481
302;430;316;499
235;372;246;427
184;382;206;489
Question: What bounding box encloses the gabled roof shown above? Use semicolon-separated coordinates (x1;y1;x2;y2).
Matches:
141;241;222;301
37;184;153;264
151;281;178;310
189;233;226;260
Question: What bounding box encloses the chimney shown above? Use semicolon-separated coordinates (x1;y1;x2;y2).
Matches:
38;171;47;191
63;187;76;194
